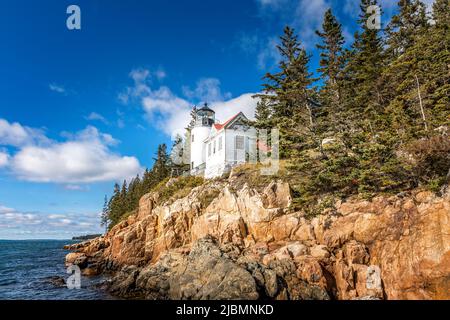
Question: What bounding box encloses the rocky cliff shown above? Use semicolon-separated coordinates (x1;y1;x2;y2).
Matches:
65;175;450;300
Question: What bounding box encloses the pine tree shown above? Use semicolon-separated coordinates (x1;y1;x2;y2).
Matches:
382;0;449;138
153;144;170;182
316;9;345;136
107;183;121;229
432;0;450;27
119;180;128;216
316;9;345;105
186;106;197;130
428;0;450;127
100;195;109;232
254;98;273;130
341;0;385;134
170;134;190;176
141;168;154;193
385;0;428;59
256;26;315;158
127;175;142;212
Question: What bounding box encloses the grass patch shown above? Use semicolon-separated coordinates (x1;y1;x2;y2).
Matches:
152;176;205;205
228;161;289;193
118;209;138;223
198;188;221;208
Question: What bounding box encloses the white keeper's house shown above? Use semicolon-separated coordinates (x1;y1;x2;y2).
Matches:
190;104;257;179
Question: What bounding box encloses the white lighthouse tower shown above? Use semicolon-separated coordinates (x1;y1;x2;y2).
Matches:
190;104;215;175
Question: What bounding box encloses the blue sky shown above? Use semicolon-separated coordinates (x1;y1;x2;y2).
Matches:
0;0;435;239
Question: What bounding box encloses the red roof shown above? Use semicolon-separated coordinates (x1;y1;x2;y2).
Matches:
213;113;242;131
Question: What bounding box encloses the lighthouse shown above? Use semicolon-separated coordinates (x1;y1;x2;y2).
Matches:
190;103;215;174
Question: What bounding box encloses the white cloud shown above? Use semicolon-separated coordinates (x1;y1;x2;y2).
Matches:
64;184;88;191
257;37;281;70
155;68;167;80
422;0;435;11
49;218;73;227
144;91;259;138
256;0;329;49
0;205;14;214
6;125;141;183
0;206;104;239
119;68;169;104
212;93;258;123
295;0;329;46
0;151;8;167
236;33;260;55
48;214;66;219
49;83;66;94
0;208;42;225
85;112;108;124
0;118;49;147
122;68;259;138
256;0;289;9
344;0;435;18
141;86;192;137
115;109;126;129
342;0;360;16
182;78;232;102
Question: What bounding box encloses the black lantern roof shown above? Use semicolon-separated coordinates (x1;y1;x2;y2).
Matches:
197;103;215;113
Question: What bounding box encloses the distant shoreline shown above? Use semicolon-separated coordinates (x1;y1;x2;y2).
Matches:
0;239;74;241
72;234;102;241
0;237;101;241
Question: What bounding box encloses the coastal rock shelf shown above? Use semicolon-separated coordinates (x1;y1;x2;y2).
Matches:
65;178;450;300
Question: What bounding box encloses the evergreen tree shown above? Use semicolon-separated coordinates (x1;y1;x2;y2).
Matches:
153;144;170;181
256;26;315;158
432;0;450;27
386;0;428;59
316;9;345;106
382;0;449;138
186;106;197;130
316;9;345;136
107;183;121;229
170;134;190;176
100;195;109;232
342;0;385;132
427;0;450;127
119;180;128;216
254;98;273;130
142;168;157;193
127;175;142;212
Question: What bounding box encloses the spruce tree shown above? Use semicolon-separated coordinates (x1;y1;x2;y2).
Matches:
153;144;170;182
316;9;345;105
432;0;450;27
127;175;141;212
254;98;273;130
100;195;109;232
120;180;128;216
316;8;345;136
385;0;428;59
107;183;121;229
382;0;449;137
256;26;315;158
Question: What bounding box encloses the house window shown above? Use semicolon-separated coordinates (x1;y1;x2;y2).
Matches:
208;143;211;157
191;134;194;142
218;136;222;151
235;136;244;150
213;140;216;154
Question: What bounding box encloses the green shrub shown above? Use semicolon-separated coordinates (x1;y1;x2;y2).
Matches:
153;176;205;205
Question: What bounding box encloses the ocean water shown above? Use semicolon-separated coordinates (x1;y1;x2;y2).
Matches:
0;240;114;300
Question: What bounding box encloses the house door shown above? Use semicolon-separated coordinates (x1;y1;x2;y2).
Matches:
234;135;245;164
